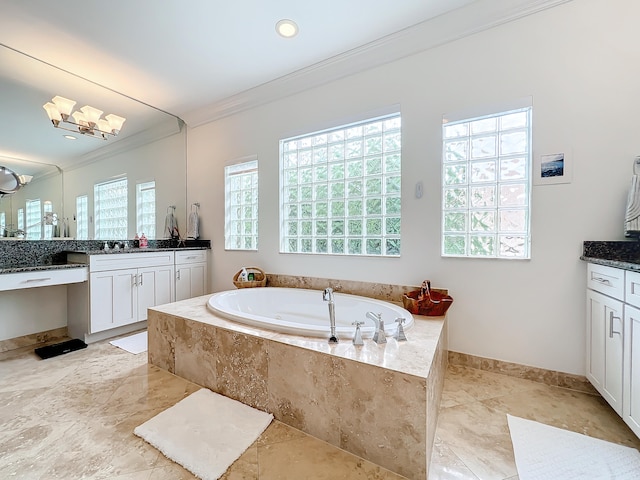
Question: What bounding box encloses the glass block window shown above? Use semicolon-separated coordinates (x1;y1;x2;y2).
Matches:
225;158;258;250
0;212;5;236
280;113;402;256
26;199;42;240
442;107;531;259
17;208;24;231
136;181;156;239
76;195;89;240
43;201;53;240
94;178;127;240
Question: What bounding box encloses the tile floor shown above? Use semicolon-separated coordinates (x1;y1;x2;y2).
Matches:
0;338;638;480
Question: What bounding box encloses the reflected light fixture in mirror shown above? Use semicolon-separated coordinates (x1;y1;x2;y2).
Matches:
43;95;126;140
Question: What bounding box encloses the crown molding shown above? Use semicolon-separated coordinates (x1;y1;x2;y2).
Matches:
183;0;572;128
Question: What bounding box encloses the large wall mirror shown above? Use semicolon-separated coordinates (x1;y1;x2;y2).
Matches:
0;44;186;240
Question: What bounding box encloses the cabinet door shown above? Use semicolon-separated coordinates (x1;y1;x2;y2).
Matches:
175;266;192;302
586;289;624;414
137;265;175;321
90;269;136;333
624;304;640;437
175;263;207;301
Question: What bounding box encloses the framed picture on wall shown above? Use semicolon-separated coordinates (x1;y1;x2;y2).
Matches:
533;151;572;185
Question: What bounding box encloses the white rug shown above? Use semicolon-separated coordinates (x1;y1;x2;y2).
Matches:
134;389;273;480
109;331;147;354
508;414;640;479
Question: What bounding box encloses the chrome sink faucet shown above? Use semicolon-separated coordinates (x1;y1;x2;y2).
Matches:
366;311;387;344
323;287;338;344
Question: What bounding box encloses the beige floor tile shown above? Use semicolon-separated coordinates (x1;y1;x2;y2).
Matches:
256;434;405;480
1;339;638;480
436;401;517;479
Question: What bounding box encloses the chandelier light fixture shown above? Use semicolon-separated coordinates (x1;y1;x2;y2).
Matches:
43;95;126;140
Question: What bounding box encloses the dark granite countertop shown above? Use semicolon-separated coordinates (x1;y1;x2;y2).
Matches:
69;246;209;255
0;263;88;275
581;240;640;272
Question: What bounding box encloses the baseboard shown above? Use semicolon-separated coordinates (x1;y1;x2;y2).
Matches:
448;351;598;395
0;327;69;353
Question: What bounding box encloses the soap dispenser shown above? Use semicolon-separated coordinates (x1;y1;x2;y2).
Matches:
239;267;248;282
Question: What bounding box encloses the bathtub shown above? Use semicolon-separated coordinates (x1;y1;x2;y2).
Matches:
207;287;414;339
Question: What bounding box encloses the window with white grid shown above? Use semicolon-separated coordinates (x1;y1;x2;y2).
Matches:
280;113;402;256
442;107;532;259
136;181;156;239
26;199;42;240
94;178;127;240
225;158;258;250
76;195;88;240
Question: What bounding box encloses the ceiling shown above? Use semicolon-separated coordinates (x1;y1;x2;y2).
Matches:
0;0;567;172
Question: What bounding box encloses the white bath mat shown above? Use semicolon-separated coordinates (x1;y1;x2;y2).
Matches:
134;388;273;480
508;414;640;479
109;331;147;354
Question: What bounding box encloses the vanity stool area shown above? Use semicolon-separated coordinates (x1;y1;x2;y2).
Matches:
0;239;210;352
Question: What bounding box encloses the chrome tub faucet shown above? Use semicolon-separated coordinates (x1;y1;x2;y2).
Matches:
323;287;338;344
366;311;387;344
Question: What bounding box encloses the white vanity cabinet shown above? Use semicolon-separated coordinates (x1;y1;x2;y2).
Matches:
175;249;207;301
623;271;640;436
586;263;624;414
67;251;175;340
586;263;640;436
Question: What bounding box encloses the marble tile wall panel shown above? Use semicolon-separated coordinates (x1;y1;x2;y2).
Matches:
266;273;448;303
0;326;68;353
448;350;598;395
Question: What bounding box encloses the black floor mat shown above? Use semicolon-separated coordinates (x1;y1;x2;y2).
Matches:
35;339;87;359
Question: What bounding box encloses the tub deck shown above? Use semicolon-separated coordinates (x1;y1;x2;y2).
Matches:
148;292;447;479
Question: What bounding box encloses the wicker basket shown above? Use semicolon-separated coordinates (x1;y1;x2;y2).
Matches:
402;280;453;316
232;266;267;288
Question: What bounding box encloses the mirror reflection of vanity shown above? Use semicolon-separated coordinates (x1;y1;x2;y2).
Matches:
0;43;187;241
0;43;191;349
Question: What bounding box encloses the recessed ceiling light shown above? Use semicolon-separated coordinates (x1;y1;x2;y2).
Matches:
276;19;298;38
63;135;77;140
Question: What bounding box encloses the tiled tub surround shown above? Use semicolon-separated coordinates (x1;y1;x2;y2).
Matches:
148;280;447;480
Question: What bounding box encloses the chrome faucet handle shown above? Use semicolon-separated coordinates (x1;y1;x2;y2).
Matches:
323;287;334;302
394;317;408;342
352;321;364;346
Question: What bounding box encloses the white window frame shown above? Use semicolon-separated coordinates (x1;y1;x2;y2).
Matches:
441;102;532;259
279;113;402;257
136;180;156;239
94;177;128;240
225;156;258;251
0;211;5;237
17;207;24;232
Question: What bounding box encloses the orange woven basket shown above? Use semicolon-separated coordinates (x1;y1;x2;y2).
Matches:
402;280;453;316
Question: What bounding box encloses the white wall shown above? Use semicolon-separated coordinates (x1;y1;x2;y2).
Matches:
186;0;640;375
63;131;187;240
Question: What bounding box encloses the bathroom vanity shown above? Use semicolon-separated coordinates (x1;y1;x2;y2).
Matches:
582;241;640;438
67;247;208;343
0;239;210;348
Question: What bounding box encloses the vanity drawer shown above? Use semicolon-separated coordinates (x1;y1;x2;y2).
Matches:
625;270;640;308
587;263;624;300
175;250;207;264
0;267;88;292
89;251;175;272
